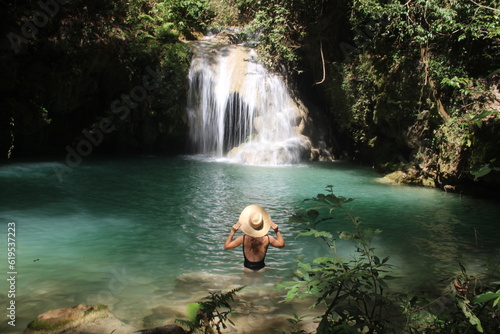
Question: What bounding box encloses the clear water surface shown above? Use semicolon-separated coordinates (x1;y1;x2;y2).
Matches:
1;155;499;332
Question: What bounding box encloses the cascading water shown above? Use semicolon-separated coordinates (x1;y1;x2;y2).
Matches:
187;36;311;165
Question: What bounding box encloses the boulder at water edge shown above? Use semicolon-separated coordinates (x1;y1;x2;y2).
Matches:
24;304;136;334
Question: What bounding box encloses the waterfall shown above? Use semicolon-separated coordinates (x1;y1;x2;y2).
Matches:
186;38;311;165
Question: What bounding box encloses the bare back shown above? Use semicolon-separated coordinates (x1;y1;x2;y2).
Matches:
243;235;270;262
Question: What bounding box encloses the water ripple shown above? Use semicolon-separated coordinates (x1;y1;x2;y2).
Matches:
2;156;500;332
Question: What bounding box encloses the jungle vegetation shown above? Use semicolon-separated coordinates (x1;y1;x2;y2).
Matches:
1;0;499;193
2;1;500;332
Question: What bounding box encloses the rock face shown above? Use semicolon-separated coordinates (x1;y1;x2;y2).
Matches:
24;304;136;334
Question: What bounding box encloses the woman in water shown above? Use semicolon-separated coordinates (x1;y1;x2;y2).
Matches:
223;204;285;272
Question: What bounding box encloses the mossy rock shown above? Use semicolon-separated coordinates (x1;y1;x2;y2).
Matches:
26;318;71;332
421;177;436;188
384;171;408;184
24;304;121;334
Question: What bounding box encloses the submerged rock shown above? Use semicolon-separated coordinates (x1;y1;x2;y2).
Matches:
384;169;437;188
24;304;136;334
130;324;186;334
175;271;241;291
141;305;186;330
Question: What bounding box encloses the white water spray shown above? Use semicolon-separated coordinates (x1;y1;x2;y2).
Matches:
187;40;311;165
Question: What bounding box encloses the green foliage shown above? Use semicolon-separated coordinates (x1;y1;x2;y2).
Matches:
471;159;500;180
7;117;15;159
470;159;500;180
234;0;326;71
474;278;500;329
206;0;240;27
242;1;297;70
154;0;215;38
186;302;202;322
279;186;500;332
281;313;309;334
475;283;500;310
468;110;500;129
2;0;199;157
279;185;395;333
352;0;500;48
431;105;500;183
395;263;500;333
345;0;500;117
265;10;295;66
176;286;244;334
453;264;484;333
155;22;180;42
398;296;447;333
317;0;500;187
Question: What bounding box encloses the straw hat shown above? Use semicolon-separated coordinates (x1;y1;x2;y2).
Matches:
239;204;272;238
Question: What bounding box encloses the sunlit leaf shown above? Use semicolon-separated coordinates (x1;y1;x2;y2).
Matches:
313;257;334;264
298;261;312;272
474;291;500;303
339;231;355;240
471;164;492;179
297;229;333;239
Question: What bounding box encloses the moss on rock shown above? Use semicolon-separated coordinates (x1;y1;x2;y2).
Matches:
25;304;110;334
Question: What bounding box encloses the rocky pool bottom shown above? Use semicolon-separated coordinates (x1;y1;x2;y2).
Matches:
2;156;500;333
24;271;323;334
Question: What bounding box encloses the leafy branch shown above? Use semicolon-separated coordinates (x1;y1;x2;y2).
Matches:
280;185;395;333
177;286;245;334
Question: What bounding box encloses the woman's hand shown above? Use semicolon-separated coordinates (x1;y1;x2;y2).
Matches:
232;222;241;232
270;221;279;232
224;223;244;250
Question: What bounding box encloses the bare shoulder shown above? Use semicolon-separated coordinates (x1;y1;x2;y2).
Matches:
223;235;244;250
269;235;285;248
233;235;244;244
